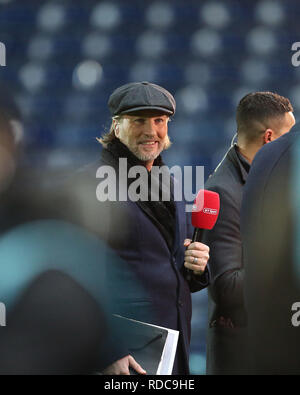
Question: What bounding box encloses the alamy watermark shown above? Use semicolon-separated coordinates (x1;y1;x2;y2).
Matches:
0;302;6;326
291;42;300;67
96;159;204;212
0;42;6;66
291;302;300;327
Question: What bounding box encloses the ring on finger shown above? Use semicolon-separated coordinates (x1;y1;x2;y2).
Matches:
193;257;198;264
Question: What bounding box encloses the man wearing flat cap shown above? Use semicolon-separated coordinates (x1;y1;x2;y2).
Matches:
86;82;210;375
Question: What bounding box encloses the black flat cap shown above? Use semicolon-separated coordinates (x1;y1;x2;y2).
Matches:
108;81;176;116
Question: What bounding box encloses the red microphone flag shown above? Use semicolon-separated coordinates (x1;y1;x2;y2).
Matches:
191;189;220;230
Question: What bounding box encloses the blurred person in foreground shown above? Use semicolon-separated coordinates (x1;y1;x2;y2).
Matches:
202;92;295;374
0;94;128;374
241;128;300;374
0;87;23;200
82;81;211;375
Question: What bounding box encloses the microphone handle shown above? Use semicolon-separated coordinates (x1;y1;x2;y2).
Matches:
186;227;205;280
192;227;204;243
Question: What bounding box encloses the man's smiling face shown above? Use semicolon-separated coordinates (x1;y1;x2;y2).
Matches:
114;110;171;170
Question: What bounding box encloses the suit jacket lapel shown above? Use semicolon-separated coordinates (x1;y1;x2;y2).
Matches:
172;200;186;259
135;200;174;252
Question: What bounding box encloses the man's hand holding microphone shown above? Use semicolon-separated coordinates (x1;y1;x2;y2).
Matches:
184;189;220;278
184;239;210;275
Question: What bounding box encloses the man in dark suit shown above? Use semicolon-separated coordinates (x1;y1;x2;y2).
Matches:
90;82;211;375
202;92;295;374
241;129;300;374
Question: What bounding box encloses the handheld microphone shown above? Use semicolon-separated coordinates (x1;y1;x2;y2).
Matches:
186;189;220;279
191;189;220;243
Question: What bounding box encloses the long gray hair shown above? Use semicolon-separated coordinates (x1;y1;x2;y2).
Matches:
96;116;121;148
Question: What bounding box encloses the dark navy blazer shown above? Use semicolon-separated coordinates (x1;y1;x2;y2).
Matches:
240;129;300;374
90;152;209;375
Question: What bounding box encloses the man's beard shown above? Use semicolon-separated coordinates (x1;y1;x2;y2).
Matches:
131;148;161;162
127;137;170;163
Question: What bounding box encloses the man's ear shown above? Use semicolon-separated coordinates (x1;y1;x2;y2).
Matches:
263;129;274;144
113;119;120;137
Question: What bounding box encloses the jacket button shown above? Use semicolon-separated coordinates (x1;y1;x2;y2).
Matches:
178;300;184;308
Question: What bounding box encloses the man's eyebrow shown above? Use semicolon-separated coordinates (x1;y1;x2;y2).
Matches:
130;117;146;121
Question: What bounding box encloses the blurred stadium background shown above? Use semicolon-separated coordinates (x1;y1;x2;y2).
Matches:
0;0;300;374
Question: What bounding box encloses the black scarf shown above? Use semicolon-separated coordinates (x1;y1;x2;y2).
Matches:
101;139;176;252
